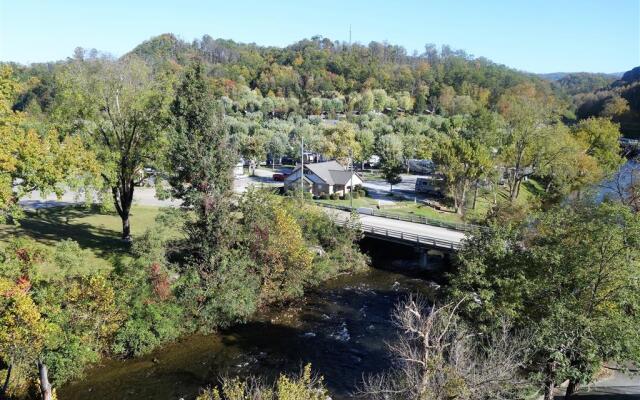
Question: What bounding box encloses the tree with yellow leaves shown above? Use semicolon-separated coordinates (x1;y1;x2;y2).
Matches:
0;66;98;223
0;277;55;398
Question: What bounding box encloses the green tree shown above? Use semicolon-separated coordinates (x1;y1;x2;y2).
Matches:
54;56;171;240
497;84;558;202
434;134;491;215
573;117;623;174
169;61;257;328
451;202;640;399
377;134;404;192
0;66;98;223
356;128;375;169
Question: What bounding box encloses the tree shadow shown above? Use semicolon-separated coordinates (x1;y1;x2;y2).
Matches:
2;206;130;258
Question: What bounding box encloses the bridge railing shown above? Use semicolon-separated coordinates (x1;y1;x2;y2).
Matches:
316;201;482;233
334;219;463;250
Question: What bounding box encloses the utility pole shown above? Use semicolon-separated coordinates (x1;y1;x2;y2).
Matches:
349;148;354;209
300;137;304;200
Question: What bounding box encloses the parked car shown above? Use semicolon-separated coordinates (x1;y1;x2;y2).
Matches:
272;173;286;181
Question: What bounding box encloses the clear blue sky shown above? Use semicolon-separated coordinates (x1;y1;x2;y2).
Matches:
1;0;638;73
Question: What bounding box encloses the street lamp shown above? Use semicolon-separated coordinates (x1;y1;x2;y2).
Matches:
349;148;354;209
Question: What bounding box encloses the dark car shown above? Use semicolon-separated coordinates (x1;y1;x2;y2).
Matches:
272;173;286;181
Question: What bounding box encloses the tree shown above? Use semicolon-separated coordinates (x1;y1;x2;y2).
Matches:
433;134;491;215
573;117;623;174
356;128;375;169
378;134;404;192
267;131;289;169
451;202;640;399
497;84;558;202
0;277;53;398
413;84;429;114
600;95;629;118
0;66;97;223
360;296;529;400
169;62;257;329
321;122;361;161
54;56;171;240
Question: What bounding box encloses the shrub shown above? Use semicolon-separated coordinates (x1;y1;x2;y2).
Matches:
196;364;328;400
330;193;339;200
358;189;366;197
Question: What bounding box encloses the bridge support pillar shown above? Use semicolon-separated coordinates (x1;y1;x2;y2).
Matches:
418;248;429;269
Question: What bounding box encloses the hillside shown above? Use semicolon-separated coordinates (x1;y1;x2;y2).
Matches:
570;66;640;138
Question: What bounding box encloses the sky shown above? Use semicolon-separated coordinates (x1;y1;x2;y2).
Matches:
1;0;639;73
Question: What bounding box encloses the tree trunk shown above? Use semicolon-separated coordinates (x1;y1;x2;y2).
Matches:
566;379;578;397
544;380;555;400
472;183;479;210
112;178;134;242
38;362;52;400
1;363;11;397
543;361;556;400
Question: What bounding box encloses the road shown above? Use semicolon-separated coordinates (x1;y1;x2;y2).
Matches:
19;170;281;209
326;208;467;246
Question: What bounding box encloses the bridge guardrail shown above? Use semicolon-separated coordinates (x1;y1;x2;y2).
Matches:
334;219;462;250
315;202;482;233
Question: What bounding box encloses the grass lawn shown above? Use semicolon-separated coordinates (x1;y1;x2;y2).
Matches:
316;196;464;223
382;202;463;223
465;178;543;222
0;205;164;275
317;178;545;225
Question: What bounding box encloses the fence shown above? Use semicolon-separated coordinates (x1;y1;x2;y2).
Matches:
334;219;462;250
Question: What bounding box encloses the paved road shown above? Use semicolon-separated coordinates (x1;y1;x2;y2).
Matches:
326;208;467;245
20;170;281;209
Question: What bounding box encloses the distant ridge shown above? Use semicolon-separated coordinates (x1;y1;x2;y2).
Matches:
538;71;624;81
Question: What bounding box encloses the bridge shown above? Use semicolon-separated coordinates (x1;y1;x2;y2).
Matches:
319;203;469;252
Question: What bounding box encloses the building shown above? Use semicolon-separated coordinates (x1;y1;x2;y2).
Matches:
284;160;363;196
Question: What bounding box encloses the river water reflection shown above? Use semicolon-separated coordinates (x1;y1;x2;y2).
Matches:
60;240;446;400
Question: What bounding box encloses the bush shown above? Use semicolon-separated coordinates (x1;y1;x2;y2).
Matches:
196;364;328;400
330;193;339;200
320;193;329;200
358;189;366;197
352;191;360;199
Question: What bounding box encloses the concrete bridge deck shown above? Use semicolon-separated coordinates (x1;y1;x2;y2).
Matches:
327;209;467;250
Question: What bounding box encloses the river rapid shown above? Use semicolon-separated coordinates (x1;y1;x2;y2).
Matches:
60;240;448;400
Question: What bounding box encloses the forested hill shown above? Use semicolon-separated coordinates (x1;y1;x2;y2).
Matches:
542;72;619;95
6;33;637;134
568;66;640;137
124;33;546;107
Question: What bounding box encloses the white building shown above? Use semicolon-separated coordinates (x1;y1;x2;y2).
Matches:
284;160;363;196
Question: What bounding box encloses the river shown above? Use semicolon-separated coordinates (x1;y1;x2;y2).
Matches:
59;240;447;400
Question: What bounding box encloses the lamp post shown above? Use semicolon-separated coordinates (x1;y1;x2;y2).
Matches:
349;148;354;209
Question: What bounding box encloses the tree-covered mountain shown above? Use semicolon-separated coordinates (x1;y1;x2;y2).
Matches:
569;66;640;137
538;71;622;82
546;72;618;95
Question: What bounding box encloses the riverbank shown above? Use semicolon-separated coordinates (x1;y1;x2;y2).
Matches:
59;241;446;400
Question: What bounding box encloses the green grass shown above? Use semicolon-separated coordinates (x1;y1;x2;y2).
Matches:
316;196;464;223
465;179;542;222
382;203;463;223
0;205;164;275
316;196;381;208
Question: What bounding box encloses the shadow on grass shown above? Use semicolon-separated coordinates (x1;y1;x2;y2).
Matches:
2;205;130;258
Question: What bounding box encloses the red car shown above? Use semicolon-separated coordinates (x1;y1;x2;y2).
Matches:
272;173;286;181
